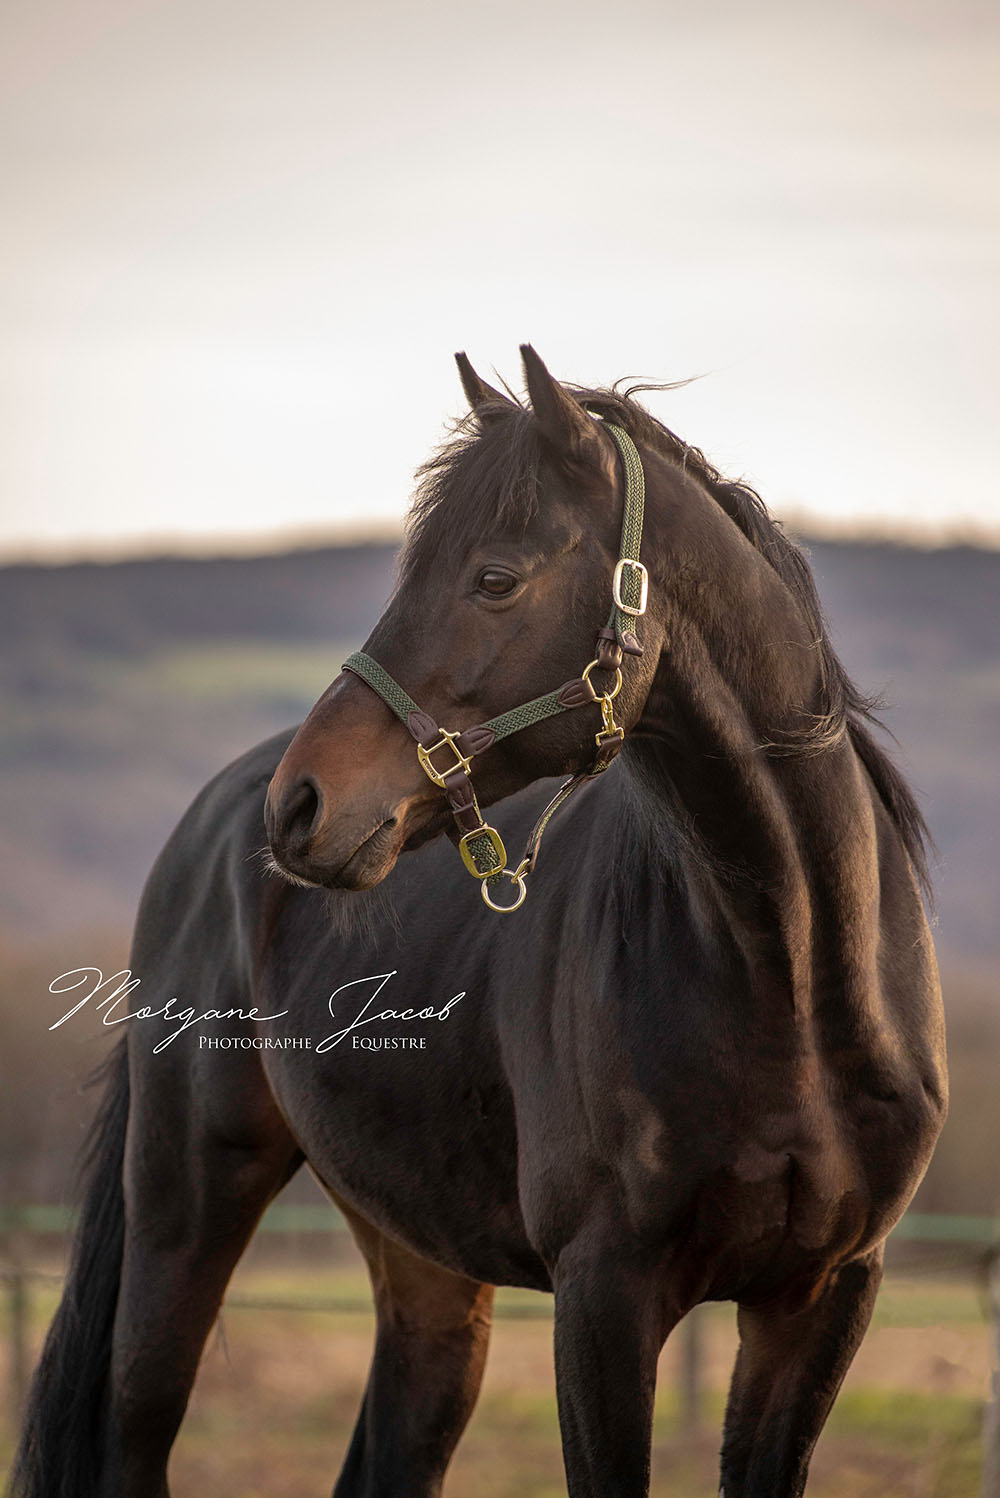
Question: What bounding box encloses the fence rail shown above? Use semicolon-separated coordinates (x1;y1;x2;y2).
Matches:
3;1207;998;1491
3;1202;996;1241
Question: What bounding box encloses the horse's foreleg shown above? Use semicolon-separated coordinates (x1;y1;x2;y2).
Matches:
552;1232;674;1498
332;1203;494;1498
105;1058;301;1498
719;1246;884;1498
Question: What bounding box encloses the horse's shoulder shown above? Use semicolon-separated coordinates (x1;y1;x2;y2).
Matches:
133;728;297;934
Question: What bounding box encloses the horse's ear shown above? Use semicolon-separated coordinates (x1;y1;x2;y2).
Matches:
521;344;601;466
455;352;516;424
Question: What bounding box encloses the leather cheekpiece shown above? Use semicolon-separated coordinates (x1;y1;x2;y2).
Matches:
442;769;483;833
406;710;441;747
455;724;496;757
557;677;598;708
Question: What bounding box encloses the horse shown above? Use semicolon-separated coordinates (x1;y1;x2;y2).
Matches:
12;346;947;1498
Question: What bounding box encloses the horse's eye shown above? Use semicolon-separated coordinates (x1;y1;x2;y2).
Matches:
477;569;518;597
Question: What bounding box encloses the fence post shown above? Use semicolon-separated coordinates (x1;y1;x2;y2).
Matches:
680;1305;703;1431
7;1206;30;1417
984;1246;1000;1498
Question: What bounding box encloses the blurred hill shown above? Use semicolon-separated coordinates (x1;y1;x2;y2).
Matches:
0;535;997;1215
0;537;996;968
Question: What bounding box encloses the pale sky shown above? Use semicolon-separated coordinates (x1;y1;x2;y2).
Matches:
2;0;998;558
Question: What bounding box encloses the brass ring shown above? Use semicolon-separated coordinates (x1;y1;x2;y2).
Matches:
581;658;623;701
481;873;527;914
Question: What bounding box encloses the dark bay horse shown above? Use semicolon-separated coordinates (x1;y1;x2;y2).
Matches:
14;347;946;1498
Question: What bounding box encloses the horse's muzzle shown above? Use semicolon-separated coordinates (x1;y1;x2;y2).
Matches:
264;756;411;890
264;672;436;890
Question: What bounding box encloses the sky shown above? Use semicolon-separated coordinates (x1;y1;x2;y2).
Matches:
1;0;998;558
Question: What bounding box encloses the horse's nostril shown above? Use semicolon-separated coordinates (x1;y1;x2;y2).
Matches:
278;777;321;850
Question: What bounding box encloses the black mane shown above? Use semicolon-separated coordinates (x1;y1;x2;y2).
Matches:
401;382;931;893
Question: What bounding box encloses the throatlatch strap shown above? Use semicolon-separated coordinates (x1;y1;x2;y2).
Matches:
604;424;646;649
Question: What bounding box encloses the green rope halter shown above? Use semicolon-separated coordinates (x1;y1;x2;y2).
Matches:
343;422;649;912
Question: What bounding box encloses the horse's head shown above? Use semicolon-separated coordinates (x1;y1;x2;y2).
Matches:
265;346;666;894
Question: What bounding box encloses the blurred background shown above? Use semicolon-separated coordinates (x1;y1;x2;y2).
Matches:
1;0;998;1493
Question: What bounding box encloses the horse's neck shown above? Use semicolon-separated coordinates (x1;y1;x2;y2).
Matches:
625;631;883;1011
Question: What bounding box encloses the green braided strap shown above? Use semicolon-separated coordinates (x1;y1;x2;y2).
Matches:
464;826;505;885
343;653;419;722
344;651;516;886
603;424;646;646
345;654;573;749
481;689;570;742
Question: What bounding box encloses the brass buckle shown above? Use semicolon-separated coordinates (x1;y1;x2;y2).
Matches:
416;729;472;788
612;558;648;617
458;824;507;880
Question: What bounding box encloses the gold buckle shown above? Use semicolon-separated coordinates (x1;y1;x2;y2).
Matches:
459;824;507;879
416;729;472;788
612;558;648;616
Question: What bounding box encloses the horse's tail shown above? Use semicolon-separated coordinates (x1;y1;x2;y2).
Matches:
9;1038;130;1498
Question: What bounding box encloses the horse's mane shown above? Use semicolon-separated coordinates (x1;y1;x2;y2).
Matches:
401;381;932;894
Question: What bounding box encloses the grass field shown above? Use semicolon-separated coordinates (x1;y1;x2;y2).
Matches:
0;1244;991;1497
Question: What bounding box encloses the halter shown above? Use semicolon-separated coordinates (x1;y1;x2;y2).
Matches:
343;423;649;913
